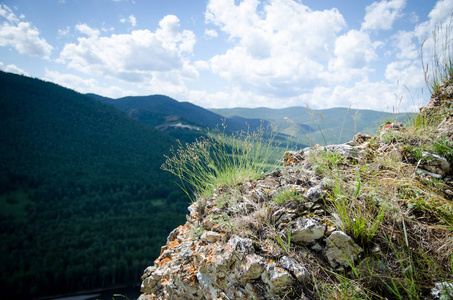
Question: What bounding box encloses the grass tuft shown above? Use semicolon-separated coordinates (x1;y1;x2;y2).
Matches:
162;125;283;201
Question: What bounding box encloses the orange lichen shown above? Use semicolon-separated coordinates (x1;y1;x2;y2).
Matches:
168;239;180;248
158;256;172;266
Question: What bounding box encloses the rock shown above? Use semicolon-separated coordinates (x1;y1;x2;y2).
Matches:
321;143;369;160
279;256;309;283
418;151;451;177
325;231;363;269
283;150;304;166
262;265;294;291
200;231;221;243
239;181;253;194
290;217;326;244
141;268;163;293
196;271;222;299
201;216;216;230
351;132;373;145
270;169;282;177
381;122;404;132
177;241;193;260
304;185;324;202
239;254;265;283
229;235;255;259
167;227;180;243
431;281;453;299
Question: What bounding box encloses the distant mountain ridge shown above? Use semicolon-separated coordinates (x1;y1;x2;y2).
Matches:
88;94;267;140
211;106;416;145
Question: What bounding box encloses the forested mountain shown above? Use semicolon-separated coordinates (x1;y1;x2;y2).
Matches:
89;94;267;143
0;71;189;299
211;106;415;145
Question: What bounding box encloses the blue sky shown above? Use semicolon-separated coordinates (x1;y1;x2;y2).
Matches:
0;0;452;111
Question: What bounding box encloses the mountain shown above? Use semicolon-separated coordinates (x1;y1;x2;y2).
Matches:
88;94;268;143
211;106;416;145
0;71;189;299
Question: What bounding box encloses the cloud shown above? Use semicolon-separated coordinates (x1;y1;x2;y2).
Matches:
58;26;71;38
0;62;29;76
204;29;218;38
0;4;19;23
385;60;424;89
328;30;378;79
385;0;453;98
44;69;136;98
76;23;100;38
120;15;137;27
0;4;52;58
362;0;406;31
58;15;198;97
205;0;346;98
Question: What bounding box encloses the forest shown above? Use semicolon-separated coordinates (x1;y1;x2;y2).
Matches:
0;71;190;299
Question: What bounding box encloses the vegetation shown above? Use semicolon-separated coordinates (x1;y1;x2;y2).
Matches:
0;71;190;299
162;126;283;200
422;15;453;94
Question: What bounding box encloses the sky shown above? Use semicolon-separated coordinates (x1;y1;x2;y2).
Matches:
0;0;452;112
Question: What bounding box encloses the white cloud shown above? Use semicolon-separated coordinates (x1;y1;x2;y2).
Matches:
302;80;405;112
120;15;137;27
76;23;100;38
0;4;52;58
390;30;418;60
204;29;218;38
58;15;198;97
0;4;19;23
44;69;136;98
362;0;406;31
129;15;137;27
0;62;29;76
205;0;346;98
328;30;378;79
385;60;424;89
385;0;453;102
58;26;71;38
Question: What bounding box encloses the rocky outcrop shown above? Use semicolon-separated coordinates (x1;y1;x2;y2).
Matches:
138;84;453;299
138;136;377;299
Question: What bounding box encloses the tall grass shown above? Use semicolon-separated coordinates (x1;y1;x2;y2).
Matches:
161;125;283;200
421;15;453;94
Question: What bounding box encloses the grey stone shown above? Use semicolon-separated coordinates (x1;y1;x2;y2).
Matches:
304;185;324;202
325;231;363;268
431;281;453;299
262;266;294;290
290;217;326;244
419;151;451;177
279;256;309;283
177;242;193;259
167;227;180;243
239;254;265;283
200;231;221;243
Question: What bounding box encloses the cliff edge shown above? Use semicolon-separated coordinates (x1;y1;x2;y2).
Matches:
139;81;453;299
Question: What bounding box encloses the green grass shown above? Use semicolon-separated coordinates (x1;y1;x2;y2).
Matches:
422;15;453;94
162;125;285;200
273;187;304;205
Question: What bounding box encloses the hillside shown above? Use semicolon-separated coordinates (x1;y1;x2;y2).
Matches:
89;94;267;144
139;80;453;299
0;71;190;299
211;106;415;145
